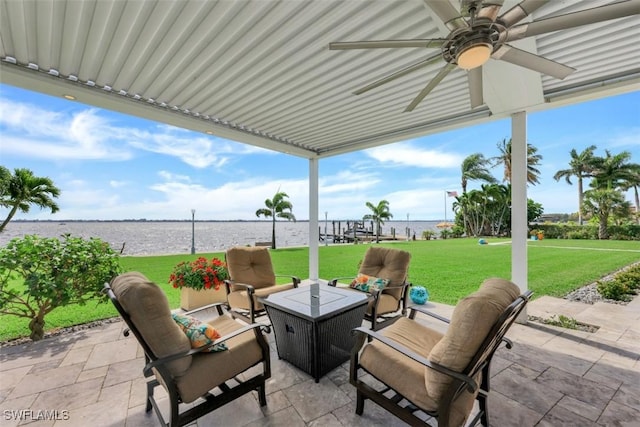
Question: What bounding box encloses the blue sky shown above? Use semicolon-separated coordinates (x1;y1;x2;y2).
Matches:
0;83;638;221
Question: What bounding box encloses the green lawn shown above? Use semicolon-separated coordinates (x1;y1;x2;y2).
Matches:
1;238;638;342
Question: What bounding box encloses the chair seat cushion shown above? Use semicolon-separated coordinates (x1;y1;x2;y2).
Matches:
359;317;442;411
228;283;297;310
175;314;266;403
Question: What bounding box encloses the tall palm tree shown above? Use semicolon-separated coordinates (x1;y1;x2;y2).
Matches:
0;168;61;232
363;200;393;243
461;153;496;193
255;191;296;249
491;138;542;185
553;145;597;225
620;166;640;224
461;153;496;235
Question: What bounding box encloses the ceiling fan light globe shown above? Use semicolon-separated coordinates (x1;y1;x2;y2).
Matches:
457;44;491;70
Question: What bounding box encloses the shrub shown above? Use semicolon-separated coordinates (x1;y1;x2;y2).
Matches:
422;230;436;240
597;280;631;301
0;234;122;341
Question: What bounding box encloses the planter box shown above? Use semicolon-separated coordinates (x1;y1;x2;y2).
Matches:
180;287;227;311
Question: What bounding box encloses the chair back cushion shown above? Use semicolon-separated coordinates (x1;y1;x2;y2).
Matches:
226;246;276;290
110;272;192;376
359;247;411;300
425;278;520;402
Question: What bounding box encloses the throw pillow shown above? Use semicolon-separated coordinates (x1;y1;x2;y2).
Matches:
171;313;228;352
349;273;389;293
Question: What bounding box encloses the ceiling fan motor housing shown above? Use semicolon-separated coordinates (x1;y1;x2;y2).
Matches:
443;26;500;68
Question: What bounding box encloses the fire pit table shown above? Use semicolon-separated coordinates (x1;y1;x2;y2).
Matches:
260;282;369;382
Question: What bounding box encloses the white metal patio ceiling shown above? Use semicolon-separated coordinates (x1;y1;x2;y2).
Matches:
1;0;639;159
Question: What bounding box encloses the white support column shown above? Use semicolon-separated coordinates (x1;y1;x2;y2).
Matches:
511;111;528;322
308;158;319;281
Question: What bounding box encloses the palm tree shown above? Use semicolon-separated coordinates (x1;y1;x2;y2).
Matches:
582;189;628;239
491;138;542;185
590;150;636;190
553;145;597;225
620;166;640;224
0;168;61;232
255;191;295;249
461;153;496;193
461;153;496;235
363;200;393;243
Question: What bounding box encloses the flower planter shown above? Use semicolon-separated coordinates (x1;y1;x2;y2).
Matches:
180;287;227;311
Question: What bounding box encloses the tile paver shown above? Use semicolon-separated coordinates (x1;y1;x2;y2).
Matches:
0;295;638;426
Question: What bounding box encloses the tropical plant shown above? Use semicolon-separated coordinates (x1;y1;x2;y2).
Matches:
491;138;542;185
0;168;61;232
363;199;393;243
460;153;496;235
255;190;296;249
553;145;598;225
0;234;121;341
620;166;640;224
590;150;637;191
168;257;228;291
461;153;496;193
582;189;629;239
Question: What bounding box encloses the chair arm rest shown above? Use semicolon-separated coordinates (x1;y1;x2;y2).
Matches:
224;280;256;294
409;305;451;324
143;322;271;376
329;277;352;287
351;326;478;393
183;301;226;317
274;274;301;287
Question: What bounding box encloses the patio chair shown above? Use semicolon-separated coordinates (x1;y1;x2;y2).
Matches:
349;278;532;427
104;271;271;427
329;246;411;330
224;246;300;323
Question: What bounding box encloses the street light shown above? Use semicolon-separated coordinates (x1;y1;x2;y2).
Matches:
406;213;410;241
324;211;328;246
190;209;196;255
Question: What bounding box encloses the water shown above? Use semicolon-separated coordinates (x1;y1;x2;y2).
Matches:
0;220;442;256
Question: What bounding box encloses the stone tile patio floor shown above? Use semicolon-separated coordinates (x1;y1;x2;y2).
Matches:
1;295;639;427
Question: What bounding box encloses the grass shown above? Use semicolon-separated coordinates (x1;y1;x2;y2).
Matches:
1;238;639;342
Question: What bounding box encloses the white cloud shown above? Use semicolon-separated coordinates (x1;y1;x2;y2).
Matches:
365;142;463;168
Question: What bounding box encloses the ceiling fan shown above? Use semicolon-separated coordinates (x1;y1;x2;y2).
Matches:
329;0;640;112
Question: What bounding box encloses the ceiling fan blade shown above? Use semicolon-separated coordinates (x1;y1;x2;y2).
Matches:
505;0;640;42
477;1;505;22
492;44;575;79
405;63;456;112
423;0;469;30
354;53;443;95
329;39;445;50
468;67;483;108
498;0;549;28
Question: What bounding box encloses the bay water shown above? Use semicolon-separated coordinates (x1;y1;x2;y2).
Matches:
0;220;441;256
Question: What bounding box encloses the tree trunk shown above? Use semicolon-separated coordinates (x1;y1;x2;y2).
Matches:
0;204;19;232
577;178;584;225
598;215;609;240
29;315;46;341
271;217;276;249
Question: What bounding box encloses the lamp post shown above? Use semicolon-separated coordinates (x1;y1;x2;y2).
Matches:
324;211;328;246
190;209;196;255
406;213;410;241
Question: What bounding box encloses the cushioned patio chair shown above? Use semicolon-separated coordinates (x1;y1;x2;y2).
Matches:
224;246;300;323
329;246;411;330
104;271;271;427
350;278;532;427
